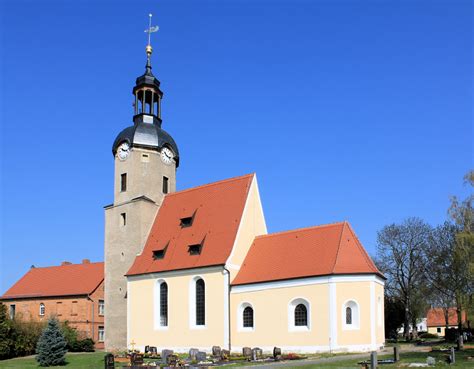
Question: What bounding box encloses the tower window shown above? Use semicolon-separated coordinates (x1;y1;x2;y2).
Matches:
188;244;202;255
121;173;127;192
163;176;169;194
121;213;127;226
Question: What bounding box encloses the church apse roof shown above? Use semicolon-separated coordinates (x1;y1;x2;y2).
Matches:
232;221;383;286
126;173;254;276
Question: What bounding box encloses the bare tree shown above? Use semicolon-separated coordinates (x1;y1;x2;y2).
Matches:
376;217;431;339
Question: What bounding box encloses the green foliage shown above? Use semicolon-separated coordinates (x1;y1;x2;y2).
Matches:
69;338;95;352
384;296;405;339
60;321;78;350
35;318;67;367
419;332;438;339
0;303;15;360
11;318;44;357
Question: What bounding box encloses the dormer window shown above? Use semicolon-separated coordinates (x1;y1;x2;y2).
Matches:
188;244;202;255
180;216;194;228
153;245;167;260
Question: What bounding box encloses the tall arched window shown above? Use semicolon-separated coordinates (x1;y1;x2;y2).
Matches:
160;282;168;326
346;306;352;325
195;278;205;326
295;304;308;326
39;303;45;316
243;306;254;328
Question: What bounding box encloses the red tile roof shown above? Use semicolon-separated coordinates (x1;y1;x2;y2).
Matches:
427;308;466;327
232;221;382;285
1;262;104;299
127;174;254;276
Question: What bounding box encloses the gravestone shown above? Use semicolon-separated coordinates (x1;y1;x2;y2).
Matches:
162;349;174;364
370;351;377;369
243;347;252;358
196;351;207;362
212;346;221;357
221;349;230;360
450;347;455;364
104;353;114;369
273;347;282;358
167;354;178;366
189;348;199;361
145;345;150;353
149;346;158;355
130;353;144;365
251;348;262;361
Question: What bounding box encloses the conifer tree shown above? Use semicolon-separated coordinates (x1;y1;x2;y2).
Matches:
36;317;67;366
0;303;14;359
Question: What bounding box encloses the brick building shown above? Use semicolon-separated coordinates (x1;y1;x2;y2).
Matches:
0;260;105;349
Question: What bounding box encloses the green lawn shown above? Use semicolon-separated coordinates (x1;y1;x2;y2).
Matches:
0;352;105;369
0;349;473;368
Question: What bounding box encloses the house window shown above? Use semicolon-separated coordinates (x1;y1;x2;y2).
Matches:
195;279;205;326
163;176;169;194
39;303;45;316
343;300;360;330
188;244;202;255
98;300;105;316
437;327;441;333
9;305;15;320
98;326;105;342
346;306;352;325
243;306;254;328
160;282;168;327
295;304;308;326
120;173;127;192
288;298;310;331
121;213;126;226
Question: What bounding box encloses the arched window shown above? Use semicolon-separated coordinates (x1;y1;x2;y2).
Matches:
243;306;254;328
195;278;205;326
39;303;45;316
346;306;352;325
343;300;360;330
295;304;308;326
160;282;168;327
288;298;310;331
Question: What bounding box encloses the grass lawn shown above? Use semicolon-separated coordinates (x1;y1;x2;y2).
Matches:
0;352;105;369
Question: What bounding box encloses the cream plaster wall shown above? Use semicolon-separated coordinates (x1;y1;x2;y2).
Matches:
127;267;227;351
226;175;267;281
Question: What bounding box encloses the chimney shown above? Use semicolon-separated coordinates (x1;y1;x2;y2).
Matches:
82;259;90;264
61;261;72;266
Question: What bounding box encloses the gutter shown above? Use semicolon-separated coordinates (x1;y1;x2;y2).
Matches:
223;266;231;351
87;294;95;342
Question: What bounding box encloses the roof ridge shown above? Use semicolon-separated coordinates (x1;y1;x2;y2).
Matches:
255;221;346;240
30;261;104;269
165;173;255;197
331;221;347;273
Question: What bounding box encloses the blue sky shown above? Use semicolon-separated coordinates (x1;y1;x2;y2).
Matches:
1;0;472;292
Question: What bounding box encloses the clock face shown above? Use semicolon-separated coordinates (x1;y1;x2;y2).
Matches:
160;147;174;165
117;142;130;161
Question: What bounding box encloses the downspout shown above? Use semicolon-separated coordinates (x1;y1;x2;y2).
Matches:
223;266;231;351
87;295;95;343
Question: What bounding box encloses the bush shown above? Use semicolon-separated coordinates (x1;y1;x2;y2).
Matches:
419;332;438;339
36;318;67;367
11;319;44;357
0;303;15;359
69;338;95;352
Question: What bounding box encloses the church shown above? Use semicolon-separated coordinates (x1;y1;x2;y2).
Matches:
104;19;385;354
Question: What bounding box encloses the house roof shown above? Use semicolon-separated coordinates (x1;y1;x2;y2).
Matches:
1;262;104;299
232;221;383;285
127;173;254;276
426;308;466;327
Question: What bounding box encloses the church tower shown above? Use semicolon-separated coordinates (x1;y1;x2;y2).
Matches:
104;16;179;350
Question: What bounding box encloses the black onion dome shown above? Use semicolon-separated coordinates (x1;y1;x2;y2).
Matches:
112;119;180;167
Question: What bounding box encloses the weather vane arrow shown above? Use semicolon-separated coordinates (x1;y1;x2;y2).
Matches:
144;13;159;52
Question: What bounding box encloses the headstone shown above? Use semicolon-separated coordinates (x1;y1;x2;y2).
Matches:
221;349;230;360
394;346;400;362
273;347;282;358
370;351;377;369
251;348;262;361
450;347;455;364
189;348;199;361
131;353;144;365
196;351;207;362
145;345;150;353
149;346;158;355
426;356;435;366
243;347;252;358
167;354;178;366
162;349;174;364
212;346;222;357
104;353;114;369
457;335;464;350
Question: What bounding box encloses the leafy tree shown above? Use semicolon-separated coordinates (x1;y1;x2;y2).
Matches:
384;296;405;339
375;217;431;339
36;318;67;367
0;303;15;359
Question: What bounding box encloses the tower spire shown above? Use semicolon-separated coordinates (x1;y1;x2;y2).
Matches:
144;13;159;74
